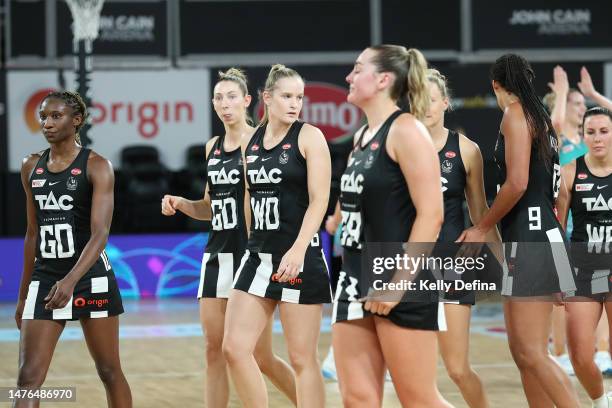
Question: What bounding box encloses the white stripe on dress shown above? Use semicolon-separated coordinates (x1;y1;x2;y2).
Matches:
437;302;447;331
591;269;610;295
52;295;73;320
281;288;300;303
216;253;234;298
232;250;250;287
91;311;108;318
546;228;576;293
22;281;40;319
197;253;211;298
248;253;274;297
91;277;109;294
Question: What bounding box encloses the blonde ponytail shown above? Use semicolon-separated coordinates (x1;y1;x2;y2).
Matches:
406;48;429;121
259;64;302;126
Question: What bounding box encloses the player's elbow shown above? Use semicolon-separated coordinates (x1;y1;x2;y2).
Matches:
507;177;528;196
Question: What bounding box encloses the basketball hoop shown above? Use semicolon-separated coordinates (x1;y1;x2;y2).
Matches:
66;0;105;147
66;0;105;41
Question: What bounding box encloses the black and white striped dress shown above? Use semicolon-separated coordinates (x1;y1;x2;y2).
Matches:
232;121;332;304
197;135;248;299
495;132;576;296
23;148;123;320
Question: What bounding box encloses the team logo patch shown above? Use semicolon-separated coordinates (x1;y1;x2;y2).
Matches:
251;144;260;151
371;141;379;151
66;176;78;191
445;151;456;159
71;168;82;176
279;151;289;165
364;153;375;169
575;183;594;192
441;160;453;174
74;297;86;307
577;173;588;180
35;168;44;175
32;179;46;188
246;155;258;163
282;143;292;150
208;158;221;166
214;149;221;156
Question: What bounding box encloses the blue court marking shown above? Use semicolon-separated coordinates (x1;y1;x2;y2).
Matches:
0;317;333;343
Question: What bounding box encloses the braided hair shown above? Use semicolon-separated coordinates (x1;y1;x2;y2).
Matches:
490;54;556;165
41;91;88;145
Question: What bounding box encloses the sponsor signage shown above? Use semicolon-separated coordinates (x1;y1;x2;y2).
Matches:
7;69;209;171
472;0;612;49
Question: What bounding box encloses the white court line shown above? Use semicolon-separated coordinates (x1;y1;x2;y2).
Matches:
0;362;518;384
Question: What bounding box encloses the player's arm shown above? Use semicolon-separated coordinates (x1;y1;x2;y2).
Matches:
460;135;501;244
274;124;331;282
162;139;216;220
241;130;256;236
556;161;576;230
460;104;531;243
548;65;569;136
578;66;612;111
15;155;40;328
45;154;114;309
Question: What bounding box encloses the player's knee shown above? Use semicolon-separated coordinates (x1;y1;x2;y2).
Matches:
95;363;120;384
509;343;542;371
569;349;595;372
222;334;250;365
17;364;46;388
205;333;224;362
339;385;380;408
287;348;317;373
446;362;472;386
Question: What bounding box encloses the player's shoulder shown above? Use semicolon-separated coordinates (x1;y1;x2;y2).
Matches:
87;150;114;172
21;150;45;175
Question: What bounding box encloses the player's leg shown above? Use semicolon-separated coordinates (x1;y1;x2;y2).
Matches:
199;298;230;407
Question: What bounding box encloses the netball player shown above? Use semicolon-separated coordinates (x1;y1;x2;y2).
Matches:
425;68;500;408
557;107;612;408
546;66;612;375
223;65;332;407
161;69;296;407
14;91;131;407
459;54;579;407
332;45;450;407
548;65;588;166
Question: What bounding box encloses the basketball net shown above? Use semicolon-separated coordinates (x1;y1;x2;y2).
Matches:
66;0;105;41
66;0;105;147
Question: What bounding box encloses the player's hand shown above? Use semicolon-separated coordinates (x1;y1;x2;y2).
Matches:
325;215;339;235
363;300;399;316
547;65;569;96
15;299;26;330
44;279;76;310
275;246;306;283
577;66;596;99
456;225;487;244
161;195;182;216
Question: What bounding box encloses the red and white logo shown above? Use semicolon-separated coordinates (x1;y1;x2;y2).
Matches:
32;179;46;188
71;168;82;176
251;144;260;151
445;151;457;159
35;168;44;175
214;149;221;156
256;82;363;143
371;141;379;151
576;183;594;192
577;173;588;180
282;143;292;150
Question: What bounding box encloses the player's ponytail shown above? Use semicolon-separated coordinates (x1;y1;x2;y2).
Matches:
259;64;303;126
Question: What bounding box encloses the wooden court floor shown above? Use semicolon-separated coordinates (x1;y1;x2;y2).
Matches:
0;299;609;407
